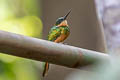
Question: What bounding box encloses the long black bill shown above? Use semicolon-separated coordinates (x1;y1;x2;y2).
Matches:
63;9;72;20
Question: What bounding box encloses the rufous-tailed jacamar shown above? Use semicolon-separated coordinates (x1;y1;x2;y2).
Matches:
43;10;71;77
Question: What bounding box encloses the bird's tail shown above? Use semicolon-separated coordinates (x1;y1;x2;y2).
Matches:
42;62;49;77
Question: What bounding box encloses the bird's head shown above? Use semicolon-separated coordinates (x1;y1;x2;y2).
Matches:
55;9;71;27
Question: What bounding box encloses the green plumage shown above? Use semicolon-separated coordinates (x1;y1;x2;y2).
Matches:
48;26;70;41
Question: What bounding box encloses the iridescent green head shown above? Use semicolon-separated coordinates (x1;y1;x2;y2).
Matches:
55;9;71;26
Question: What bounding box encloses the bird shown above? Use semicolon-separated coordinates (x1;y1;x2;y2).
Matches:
42;9;71;77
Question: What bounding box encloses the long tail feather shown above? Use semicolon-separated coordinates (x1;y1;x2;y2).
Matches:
42;62;49;77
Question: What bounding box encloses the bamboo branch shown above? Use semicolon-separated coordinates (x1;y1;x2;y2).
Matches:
0;30;110;68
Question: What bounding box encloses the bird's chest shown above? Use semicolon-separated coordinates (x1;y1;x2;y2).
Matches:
54;27;70;43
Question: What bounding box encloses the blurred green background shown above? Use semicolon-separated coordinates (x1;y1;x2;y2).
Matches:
0;0;42;80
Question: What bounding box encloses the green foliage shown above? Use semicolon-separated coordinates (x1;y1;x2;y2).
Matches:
0;0;41;21
0;16;43;38
0;0;43;80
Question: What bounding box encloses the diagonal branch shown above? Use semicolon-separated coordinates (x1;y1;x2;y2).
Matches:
0;30;110;68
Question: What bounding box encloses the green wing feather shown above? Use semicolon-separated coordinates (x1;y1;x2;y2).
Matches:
48;26;61;41
48;26;70;41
